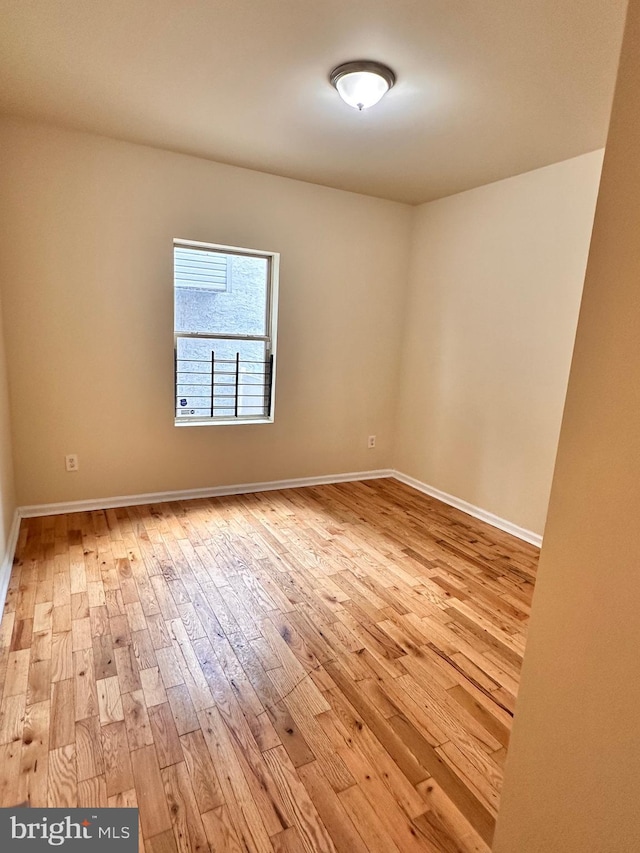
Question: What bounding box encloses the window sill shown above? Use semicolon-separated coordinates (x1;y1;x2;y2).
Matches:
174;417;274;427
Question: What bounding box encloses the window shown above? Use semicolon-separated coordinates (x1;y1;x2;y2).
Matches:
174;239;278;425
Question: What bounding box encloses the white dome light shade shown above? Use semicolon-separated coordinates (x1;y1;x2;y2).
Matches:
330;61;396;111
336;71;389;110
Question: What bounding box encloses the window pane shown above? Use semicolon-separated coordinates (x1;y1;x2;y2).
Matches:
174;251;269;336
176;336;270;419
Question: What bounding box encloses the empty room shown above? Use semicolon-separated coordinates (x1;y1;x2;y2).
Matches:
1;1;639;851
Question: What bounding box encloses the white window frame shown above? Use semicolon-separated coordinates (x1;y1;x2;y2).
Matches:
173;238;279;427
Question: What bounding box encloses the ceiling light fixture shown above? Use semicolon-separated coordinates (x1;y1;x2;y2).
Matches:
329;60;396;111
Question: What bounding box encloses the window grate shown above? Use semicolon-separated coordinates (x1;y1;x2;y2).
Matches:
176;352;274;420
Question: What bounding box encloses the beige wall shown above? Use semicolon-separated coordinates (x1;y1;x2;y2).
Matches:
0;290;16;562
493;0;640;849
393;152;603;535
0;119;411;506
0;117;605;540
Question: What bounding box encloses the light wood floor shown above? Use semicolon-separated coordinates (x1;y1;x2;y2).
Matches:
0;478;537;853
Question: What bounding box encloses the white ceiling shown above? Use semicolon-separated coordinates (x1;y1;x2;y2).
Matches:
0;0;627;204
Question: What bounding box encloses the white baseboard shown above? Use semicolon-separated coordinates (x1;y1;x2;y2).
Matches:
18;469;395;519
392;470;543;548
17;467;541;548
0;509;21;619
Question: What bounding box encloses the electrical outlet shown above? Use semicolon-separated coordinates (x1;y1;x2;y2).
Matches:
65;454;79;472
367;435;376;449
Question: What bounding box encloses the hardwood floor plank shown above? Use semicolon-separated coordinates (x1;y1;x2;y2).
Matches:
102;719;134;797
148;701;183;768
114;644;142;693
161;761;210;853
0;741;22;806
5;649;30;697
27;658;51;705
166;684;200;735
338;745;440;853
447;684;511;748
73;648;99;721
323;660;429;787
131;743;173;839
76;715;105;781
93;634;118;679
323;688;427;820
179;729;224;813
201;806;244;853
296;760;369;853
148;829;179;853
140;666;168;708
198;705;275;853
17;699;49;806
50;678;75;747
0;693;26;745
97;675;125;725
122;689;154;750
389;714;495;845
77;774;109;807
263;745;337;853
48;744;76;807
415;778;491;853
271;826;307;853
50;631;73;682
338;784;403;853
